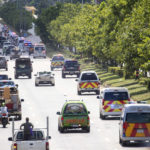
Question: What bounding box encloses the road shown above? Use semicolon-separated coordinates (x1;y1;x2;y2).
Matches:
0;25;150;150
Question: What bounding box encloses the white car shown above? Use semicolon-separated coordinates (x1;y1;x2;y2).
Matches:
35;71;55;86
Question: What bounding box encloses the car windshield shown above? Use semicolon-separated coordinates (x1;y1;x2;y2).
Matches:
104;92;129;100
0;81;14;86
35;47;45;51
126;113;150;123
0;75;8;80
65;61;78;67
52;56;64;61
19;40;24;43
39;72;51;75
16;131;44;141
81;73;98;81
64;103;87;115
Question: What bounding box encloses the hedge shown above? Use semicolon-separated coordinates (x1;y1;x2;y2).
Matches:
108;67;124;77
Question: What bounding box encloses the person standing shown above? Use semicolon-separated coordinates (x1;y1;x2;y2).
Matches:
20;117;34;140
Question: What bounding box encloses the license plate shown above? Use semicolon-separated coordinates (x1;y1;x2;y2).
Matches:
72;125;79;127
137;129;144;133
111;104;122;109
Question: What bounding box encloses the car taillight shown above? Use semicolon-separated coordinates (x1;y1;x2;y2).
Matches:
14;143;17;150
123;122;128;129
61;116;64;121
2;113;6;116
102;99;105;105
87;116;90;120
46;142;49;150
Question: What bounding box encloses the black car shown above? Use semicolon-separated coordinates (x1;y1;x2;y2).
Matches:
14;57;32;79
5;45;16;56
0;56;8;71
62;60;80;78
0;74;11;80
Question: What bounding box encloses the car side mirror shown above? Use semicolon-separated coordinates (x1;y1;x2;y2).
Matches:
15;84;18;87
13;67;16;69
9;78;11;80
48;136;51;139
21;99;24;102
97;96;100;99
99;78;101;81
75;79;78;81
56;112;60;115
31;61;33;63
88;111;90;114
52;74;55;76
8;137;12;141
34;74;37;76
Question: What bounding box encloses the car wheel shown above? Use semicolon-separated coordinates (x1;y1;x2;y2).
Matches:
121;141;128;146
77;74;80;78
35;83;39;86
15;75;18;79
100;113;105;120
78;90;81;95
18;114;22;120
29;75;31;79
96;90;100;95
59;127;64;133
51;67;53;71
85;126;90;133
6;67;8;71
62;73;65;78
51;83;55;86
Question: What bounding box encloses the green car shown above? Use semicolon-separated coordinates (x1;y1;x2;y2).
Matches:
57;100;90;133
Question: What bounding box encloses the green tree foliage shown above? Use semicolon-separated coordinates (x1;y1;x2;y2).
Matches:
0;1;32;32
36;0;150;78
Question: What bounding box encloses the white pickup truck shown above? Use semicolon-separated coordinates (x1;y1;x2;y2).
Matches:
8;117;51;150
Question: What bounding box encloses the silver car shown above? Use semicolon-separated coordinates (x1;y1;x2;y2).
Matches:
35;71;55;86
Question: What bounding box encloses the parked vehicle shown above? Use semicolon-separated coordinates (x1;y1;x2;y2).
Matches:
62;60;80;78
76;71;100;95
8;117;51;150
14;57;32;79
119;104;150;146
57;100;90;133
33;43;46;58
51;54;65;71
0;56;8;71
97;87;133;119
35;71;55;86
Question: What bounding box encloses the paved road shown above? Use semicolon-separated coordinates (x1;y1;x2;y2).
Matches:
0;25;150;150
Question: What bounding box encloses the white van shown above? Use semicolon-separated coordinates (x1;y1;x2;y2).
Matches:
119;104;150;146
33;43;46;58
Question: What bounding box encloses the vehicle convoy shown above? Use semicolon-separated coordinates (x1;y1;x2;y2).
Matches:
35;71;55;86
62;60;80;78
14;57;33;79
57;100;90;133
119;104;150;146
33;43;46;58
8;117;51;150
0;87;24;120
98;87;134;119
51;54;65;71
76;71;100;95
0;56;8;71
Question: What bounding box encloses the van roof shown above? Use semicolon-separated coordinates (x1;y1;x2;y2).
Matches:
124;104;150;113
102;87;128;92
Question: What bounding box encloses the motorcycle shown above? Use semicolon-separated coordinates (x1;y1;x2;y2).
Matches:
0;111;9;128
